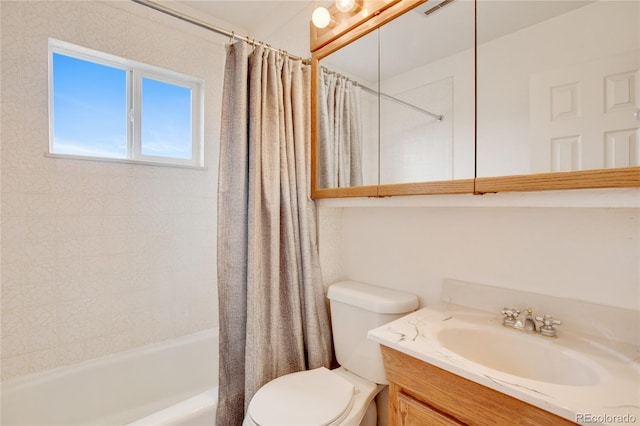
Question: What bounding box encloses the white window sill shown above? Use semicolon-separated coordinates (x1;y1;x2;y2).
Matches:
45;152;207;170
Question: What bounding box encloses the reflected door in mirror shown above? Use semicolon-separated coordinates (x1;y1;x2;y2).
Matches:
477;0;640;178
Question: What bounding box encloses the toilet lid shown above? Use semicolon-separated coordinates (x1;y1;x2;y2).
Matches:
248;367;355;426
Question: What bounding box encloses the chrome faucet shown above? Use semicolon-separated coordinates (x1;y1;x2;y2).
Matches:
513;308;537;333
501;307;562;337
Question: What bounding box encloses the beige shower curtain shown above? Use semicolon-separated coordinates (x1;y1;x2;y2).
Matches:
317;68;363;188
216;42;333;425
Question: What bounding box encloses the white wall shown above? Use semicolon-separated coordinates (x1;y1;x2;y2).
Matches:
252;1;318;59
318;202;640;312
380;49;475;182
1;0;224;380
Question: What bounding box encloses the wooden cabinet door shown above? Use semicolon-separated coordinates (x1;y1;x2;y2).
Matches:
397;391;464;426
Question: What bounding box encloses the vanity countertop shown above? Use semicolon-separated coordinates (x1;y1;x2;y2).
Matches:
368;303;640;425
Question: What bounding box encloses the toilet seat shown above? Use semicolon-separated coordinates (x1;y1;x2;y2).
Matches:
247;367;355;426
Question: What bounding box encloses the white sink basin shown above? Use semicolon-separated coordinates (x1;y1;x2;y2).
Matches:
436;327;601;386
369;303;640;424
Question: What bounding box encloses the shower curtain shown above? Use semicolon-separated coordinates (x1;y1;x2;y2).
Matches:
216;42;333;425
317;68;363;188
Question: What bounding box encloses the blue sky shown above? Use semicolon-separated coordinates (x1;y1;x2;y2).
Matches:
52;53;192;160
141;77;192;159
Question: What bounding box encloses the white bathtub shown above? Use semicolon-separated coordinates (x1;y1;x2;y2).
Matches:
1;329;218;426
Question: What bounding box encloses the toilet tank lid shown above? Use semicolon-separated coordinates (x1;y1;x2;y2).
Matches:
327;281;418;314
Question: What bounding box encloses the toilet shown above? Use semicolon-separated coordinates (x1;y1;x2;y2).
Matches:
243;280;419;426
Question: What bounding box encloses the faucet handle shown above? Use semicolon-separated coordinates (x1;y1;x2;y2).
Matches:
501;307;519;327
535;315;562;337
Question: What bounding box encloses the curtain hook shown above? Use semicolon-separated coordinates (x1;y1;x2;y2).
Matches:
229;31;235;44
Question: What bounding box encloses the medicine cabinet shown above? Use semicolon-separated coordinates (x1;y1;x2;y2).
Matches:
475;0;640;192
310;0;640;199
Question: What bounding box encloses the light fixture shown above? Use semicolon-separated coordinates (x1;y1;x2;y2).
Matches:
335;0;356;12
312;6;332;28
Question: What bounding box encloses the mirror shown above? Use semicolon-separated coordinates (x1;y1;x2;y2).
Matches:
317;29;380;189
379;0;475;185
312;0;476;197
311;0;640;198
476;0;640;186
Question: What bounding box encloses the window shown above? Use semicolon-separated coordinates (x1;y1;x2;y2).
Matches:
49;39;203;167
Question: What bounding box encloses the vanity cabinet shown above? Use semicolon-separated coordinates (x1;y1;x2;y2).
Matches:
380;346;577;426
396;391;462;426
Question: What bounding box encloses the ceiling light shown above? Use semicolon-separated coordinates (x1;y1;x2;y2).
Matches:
312;6;332;28
335;0;356;12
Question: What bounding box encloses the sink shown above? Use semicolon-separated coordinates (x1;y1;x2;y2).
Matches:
436;327;601;386
369;304;640;424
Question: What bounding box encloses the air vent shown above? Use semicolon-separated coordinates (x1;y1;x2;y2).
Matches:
418;0;455;17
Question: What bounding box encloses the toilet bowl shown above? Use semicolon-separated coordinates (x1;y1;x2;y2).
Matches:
243;366;382;426
243;281;418;426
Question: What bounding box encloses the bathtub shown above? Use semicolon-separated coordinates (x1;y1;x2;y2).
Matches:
1;329;218;426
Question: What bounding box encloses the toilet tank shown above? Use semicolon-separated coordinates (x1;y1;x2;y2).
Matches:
327;281;418;384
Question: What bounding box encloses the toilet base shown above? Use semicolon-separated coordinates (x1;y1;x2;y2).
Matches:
329;367;385;426
376;386;389;426
360;398;377;426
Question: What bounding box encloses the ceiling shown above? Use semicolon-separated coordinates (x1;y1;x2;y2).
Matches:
173;0;592;42
175;1;316;39
168;0;593;82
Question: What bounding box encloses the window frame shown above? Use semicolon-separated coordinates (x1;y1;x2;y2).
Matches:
48;38;204;168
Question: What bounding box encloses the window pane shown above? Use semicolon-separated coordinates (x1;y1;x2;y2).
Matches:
52;53;127;158
141;78;192;159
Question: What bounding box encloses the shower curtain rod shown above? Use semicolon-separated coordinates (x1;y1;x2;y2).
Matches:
321;67;443;121
133;0;442;121
130;0;307;62
359;84;444;121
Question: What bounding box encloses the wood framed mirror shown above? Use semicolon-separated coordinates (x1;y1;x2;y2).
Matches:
310;0;640;199
475;0;640;193
310;0;476;198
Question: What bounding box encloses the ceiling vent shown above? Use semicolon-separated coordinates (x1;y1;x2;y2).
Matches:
416;0;455;17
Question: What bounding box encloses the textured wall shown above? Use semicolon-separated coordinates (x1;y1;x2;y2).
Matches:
1;0;222;380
